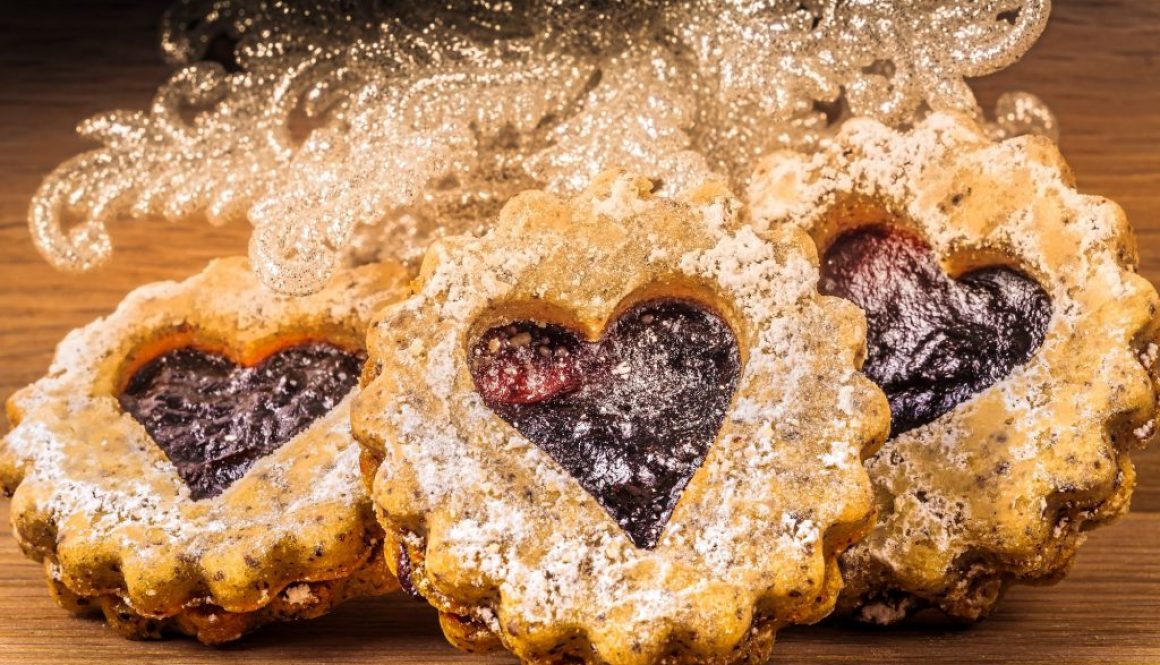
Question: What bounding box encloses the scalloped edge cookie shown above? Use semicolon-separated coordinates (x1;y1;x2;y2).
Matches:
353;170;890;664
748;112;1160;622
1;257;407;642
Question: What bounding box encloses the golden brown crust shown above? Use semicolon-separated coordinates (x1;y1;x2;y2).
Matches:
46;548;395;644
1;257;408;641
353;171;890;664
749;112;1160;622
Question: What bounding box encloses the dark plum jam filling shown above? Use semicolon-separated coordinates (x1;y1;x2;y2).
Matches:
119;342;364;500
469;299;741;549
819;225;1051;436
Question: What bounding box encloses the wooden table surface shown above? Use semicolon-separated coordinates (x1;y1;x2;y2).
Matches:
1;1;1158;663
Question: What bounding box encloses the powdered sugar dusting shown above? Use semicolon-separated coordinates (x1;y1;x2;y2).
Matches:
1;257;403;617
356;172;887;659
749;112;1160;620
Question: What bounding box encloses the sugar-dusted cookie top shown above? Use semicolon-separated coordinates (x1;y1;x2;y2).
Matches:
2;257;408;640
353;171;890;665
749;113;1160;622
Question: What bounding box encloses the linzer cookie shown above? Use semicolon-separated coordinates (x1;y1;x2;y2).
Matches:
352;170;890;664
0;257;407;643
749;113;1160;622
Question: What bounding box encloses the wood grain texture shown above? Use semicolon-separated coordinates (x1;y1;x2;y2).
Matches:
0;0;1157;663
0;506;1156;665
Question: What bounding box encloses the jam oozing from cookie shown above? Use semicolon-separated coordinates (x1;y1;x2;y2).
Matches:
470;299;740;549
820;225;1051;436
119;342;365;500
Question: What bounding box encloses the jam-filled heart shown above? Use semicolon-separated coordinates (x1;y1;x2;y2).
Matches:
820;225;1051;436
119;342;364;500
469;299;741;549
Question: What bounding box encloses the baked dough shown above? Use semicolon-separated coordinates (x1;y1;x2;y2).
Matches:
353;171;890;664
1;257;407;642
749;113;1160;622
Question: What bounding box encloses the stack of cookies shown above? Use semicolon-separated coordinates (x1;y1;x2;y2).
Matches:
4;113;1157;664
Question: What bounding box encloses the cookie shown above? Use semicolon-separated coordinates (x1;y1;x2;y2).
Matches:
1;257;408;643
749;113;1160;622
352;170;890;664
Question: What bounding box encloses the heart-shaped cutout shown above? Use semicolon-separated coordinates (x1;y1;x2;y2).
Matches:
469;299;741;549
119;342;364;500
819;225;1051;436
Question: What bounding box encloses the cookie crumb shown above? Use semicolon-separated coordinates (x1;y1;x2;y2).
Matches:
283;584;317;606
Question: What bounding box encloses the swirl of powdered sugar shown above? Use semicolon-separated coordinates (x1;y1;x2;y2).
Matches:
29;0;1056;294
